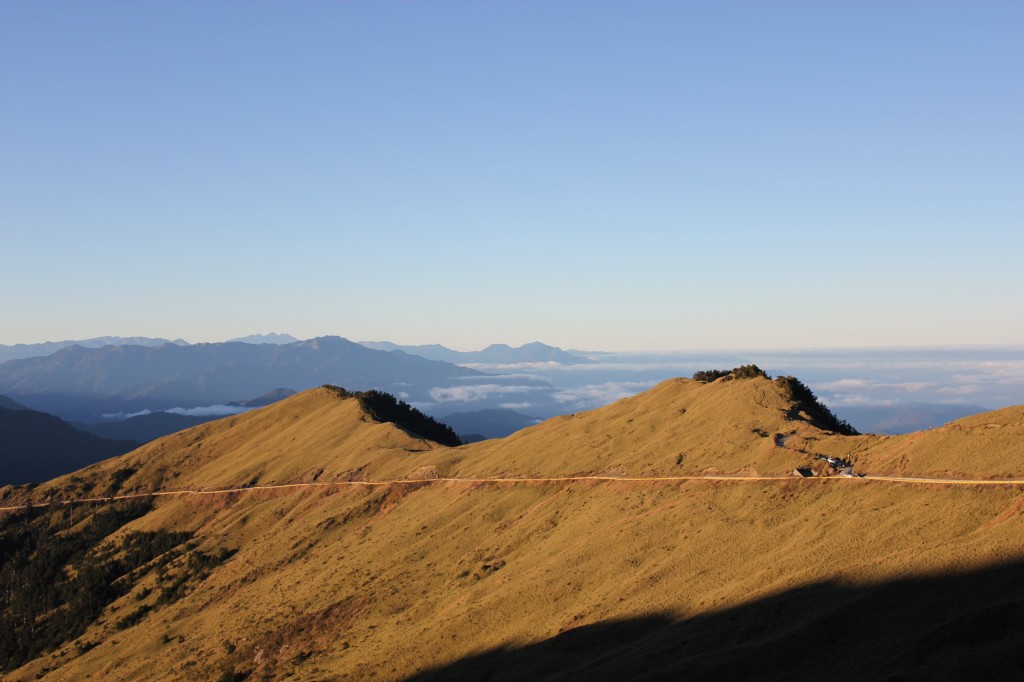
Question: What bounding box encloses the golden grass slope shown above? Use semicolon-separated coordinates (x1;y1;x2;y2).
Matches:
449;376;1024;480
4;377;1024;680
12;377;1024;504
444;376;811;478
12;476;1024;680
834;404;1024;479
18;388;447;501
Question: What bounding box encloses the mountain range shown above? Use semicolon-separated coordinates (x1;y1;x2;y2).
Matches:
0;333;298;365
0;336;486;422
2;369;1023;679
0;335;585;367
359;340;589;365
226;332;299;345
3;336;999;437
0;336;189;364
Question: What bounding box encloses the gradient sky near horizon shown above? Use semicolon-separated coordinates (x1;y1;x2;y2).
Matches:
2;2;1022;351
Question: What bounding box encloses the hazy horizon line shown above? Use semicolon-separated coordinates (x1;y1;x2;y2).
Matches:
2;333;1023;356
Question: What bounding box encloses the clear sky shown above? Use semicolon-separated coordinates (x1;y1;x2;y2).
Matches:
2;2;1022;351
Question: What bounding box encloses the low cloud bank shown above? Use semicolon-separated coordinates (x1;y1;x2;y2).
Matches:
101;404;252;420
553;381;657;409
166;405;252;417
499;402;534;411
429;384;544;404
463;360;701;374
815;361;1024;408
101;409;154;420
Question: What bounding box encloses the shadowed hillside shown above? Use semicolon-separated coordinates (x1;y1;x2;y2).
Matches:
406;559;1024;681
0;408;138;485
74;412;217;445
0;396;25;410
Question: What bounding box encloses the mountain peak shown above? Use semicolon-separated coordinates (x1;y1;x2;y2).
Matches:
227;332;299;345
33;386;457;496
357;340;589;365
449;374;859;479
320;385;461;446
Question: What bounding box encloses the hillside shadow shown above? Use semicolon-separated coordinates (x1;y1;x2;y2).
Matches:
405;559;1024;681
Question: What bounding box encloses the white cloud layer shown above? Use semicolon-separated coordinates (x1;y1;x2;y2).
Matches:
101;404;253;420
429;384;544;403
552;381;657;409
166;405;252;417
463;360;699;374
814;362;1024;407
499;402;534;410
101;409;153;420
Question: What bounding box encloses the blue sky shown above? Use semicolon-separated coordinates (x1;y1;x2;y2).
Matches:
2;2;1022;350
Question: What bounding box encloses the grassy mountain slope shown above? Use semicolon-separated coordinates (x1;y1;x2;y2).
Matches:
821;404;1024;479
442;375;854;478
23;388;450;499
3;377;1024;680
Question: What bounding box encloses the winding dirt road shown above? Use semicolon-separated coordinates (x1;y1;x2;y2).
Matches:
3;473;1024;513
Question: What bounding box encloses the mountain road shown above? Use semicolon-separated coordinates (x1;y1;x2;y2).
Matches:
3;473;1024;512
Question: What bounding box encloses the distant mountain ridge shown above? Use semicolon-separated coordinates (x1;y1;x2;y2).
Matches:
360;340;589;365
227;332;299;345
0;334;308;364
834;402;989;434
0;336;189;364
441;408;541;440
0;336;485;422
